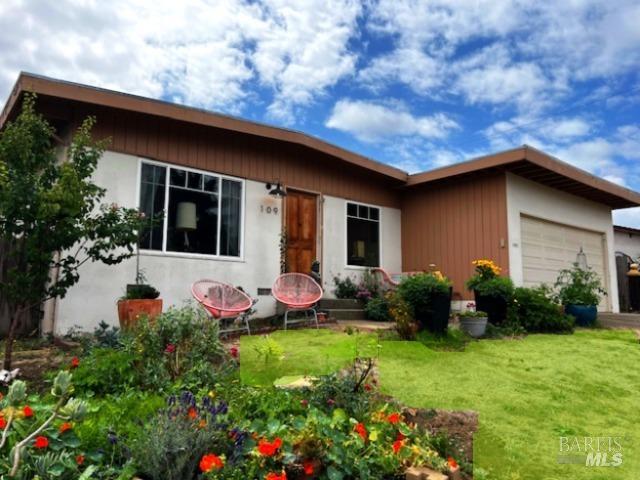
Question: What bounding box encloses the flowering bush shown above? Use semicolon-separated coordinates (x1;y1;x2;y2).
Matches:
0;371;91;478
466;259;514;300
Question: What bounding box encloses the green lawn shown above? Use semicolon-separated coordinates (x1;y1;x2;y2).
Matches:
241;329;640;479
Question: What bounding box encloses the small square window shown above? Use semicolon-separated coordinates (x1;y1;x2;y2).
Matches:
170;168;186;187
347;203;357;216
204;175;218;193
358;205;369;219
188;172;202;190
369;208;379;221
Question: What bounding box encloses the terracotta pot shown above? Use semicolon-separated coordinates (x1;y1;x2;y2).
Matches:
117;299;163;330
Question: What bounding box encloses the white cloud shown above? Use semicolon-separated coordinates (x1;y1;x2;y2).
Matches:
0;0;362;119
326;99;458;142
362;0;640;110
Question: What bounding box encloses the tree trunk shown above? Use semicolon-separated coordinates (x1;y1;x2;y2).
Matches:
3;306;22;370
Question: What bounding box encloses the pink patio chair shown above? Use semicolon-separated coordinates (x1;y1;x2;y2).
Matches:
272;273;324;330
191;280;257;335
371;267;422;290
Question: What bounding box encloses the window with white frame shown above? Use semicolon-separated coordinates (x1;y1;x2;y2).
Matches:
139;161;243;257
346;202;380;267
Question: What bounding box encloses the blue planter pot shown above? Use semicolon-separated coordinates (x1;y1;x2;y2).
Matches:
565;304;597;326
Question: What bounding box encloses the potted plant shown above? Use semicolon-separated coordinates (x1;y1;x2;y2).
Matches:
398;271;452;334
466;259;513;326
554;263;606;326
117;269;162;330
457;302;488;338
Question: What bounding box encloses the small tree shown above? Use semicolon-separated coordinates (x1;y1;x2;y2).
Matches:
0;94;141;368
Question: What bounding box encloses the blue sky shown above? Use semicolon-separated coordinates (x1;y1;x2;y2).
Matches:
1;0;639;225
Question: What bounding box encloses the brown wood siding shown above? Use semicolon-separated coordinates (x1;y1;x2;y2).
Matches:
37;98;403;208
401;172;509;299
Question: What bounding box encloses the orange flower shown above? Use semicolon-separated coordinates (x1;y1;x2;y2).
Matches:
23;405;33;418
34;436;49;449
0;418;6;429
59;422;73;433
187;407;198;420
70;356;80;369
258;437;283;456
199;453;224;472
447;456;459;470
198;419;207;429
303;459;314;475
76;455;85;465
354;422;367;441
387;412;401;424
392;439;404;454
265;471;287;480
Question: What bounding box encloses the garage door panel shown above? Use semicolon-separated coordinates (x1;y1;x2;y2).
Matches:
520;216;608;311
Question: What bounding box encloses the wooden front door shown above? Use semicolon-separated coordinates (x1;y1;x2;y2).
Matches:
285;190;317;273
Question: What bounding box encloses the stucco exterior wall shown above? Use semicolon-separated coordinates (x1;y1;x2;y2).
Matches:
54;150;282;334
54;151;403;333
321;196;402;296
506;172;619;312
614;230;640;260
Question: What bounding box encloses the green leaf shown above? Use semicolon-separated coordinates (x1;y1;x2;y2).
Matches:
327;466;344;480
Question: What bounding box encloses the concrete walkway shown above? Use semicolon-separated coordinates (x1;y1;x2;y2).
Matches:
334;320;395;332
598;313;640;329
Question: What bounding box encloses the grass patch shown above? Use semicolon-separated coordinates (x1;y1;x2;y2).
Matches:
240;327;640;479
417;327;471;351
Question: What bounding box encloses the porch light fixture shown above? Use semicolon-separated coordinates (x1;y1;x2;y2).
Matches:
576;247;588;270
266;181;287;198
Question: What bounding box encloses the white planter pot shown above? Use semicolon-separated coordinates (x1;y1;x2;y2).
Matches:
459;316;488;338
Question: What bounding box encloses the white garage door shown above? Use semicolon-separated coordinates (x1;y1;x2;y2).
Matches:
520;216;609;310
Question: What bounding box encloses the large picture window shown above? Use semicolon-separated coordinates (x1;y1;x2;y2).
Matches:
139;161;243;257
346;202;380;267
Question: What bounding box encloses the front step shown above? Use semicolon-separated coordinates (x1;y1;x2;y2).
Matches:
323;308;366;321
598;313;640;328
318;298;361;309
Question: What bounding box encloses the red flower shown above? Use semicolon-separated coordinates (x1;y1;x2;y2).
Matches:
300;399;308;407
396;431;405;442
59;422;73;433
265;471;287;480
447;456;459;470
70;356;80;369
165;344;176;354
387;412;401;424
76;455;85;465
303;459;315;475
327;399;335;406
258;437;283;457
230;346;239;358
23;405;33;418
392;439;404;454
199;453;224;472
187;407;198;420
363;384;372;391
34;436;49;449
0;418;6;429
354;422;367;441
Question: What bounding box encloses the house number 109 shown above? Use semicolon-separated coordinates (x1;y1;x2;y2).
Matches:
260;205;279;214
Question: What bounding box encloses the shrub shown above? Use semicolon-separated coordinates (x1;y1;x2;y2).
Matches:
554;263;606;306
130;392;230;480
364;296;391;322
510;286;574;333
72;348;138;396
333;275;359;299
398;273;451;316
133;305;226;390
387;292;418;340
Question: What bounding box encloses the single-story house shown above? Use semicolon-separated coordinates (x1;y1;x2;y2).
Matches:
614;225;640;261
2;73;640;334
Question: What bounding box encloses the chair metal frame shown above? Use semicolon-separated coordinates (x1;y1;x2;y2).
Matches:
191;280;258;336
272;273;324;330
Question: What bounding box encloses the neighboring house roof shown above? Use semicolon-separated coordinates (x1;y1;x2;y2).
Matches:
2;72;640;209
614;225;640;235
